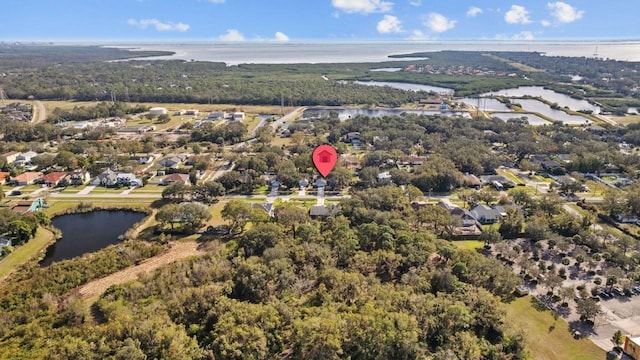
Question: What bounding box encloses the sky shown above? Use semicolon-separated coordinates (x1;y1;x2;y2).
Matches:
2;0;639;42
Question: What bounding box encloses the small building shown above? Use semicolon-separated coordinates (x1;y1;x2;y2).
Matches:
343;132;361;143
41;172;68;187
138;155;155;164
2;151;20;165
232;112;245;122
471;204;502;224
0;172;10;185
161;173;190;186
11;172;43;186
377;171;392;184
11;198;45;214
116;173;142;187
463;174;482;189
158;156;183;169
624;336;640;360
14;151;38;165
67;170;91;185
309;204;341;218
208;111;227;120
0;237;12;249
149;107;168;116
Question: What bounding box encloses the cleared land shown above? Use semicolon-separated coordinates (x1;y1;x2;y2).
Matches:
0;228;54;282
74;240;205;300
505;297;606;360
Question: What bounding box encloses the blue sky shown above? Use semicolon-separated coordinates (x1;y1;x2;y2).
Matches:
2;0;639;41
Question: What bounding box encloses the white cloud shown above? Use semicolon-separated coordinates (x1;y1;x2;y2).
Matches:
127;18;190;32
409;0;421;6
512;31;534;40
424;13;456;33
541;19;551;27
495;31;534;40
408;30;430;40
466;6;483;17
331;0;393;14
208;0;225;3
218;29;245;41
504;5;532;24
274;32;290;41
377;15;402;33
547;1;584;23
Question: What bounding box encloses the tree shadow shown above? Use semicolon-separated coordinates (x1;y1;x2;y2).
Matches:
568;319;596;338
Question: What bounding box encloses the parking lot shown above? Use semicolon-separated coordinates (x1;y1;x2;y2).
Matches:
589;289;640;351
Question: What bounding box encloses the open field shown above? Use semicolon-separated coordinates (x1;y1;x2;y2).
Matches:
0;228;54;282
452;240;484;250
505;297;606;360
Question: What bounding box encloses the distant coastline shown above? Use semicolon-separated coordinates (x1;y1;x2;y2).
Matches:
92;40;640;65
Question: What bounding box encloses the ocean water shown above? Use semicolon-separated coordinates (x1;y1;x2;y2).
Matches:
102;40;640;65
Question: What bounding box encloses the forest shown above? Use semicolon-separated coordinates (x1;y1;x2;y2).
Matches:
0;188;525;359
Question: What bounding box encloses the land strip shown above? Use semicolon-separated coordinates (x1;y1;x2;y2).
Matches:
74;240;204;300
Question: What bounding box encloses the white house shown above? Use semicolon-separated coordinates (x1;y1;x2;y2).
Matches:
233;112;245;122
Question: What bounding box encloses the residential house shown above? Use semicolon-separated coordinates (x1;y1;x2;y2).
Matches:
480;175;516;189
161;173;190;186
0;172;10;185
11;198;45;214
437;200;482;236
14;151;38;166
138;155;155;164
340;155;361;170
251;203;274;217
116;173;142;187
41;172;68;187
92;169;118;187
2;151;20;164
377;171;392;184
309;204;341;218
158;156;183;169
470;204;502;224
11;172;43;186
540;160;565;175
208;111;227;120
463;174;482;189
67;170;91;185
343;132;361;143
398;156;426;167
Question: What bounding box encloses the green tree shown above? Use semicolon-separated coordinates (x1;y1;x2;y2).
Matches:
611;330;624;350
221;200;252;235
7;220;33;244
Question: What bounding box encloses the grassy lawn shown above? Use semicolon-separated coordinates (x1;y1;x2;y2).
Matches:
131;184;165;193
505;297;605;360
0;228;54;281
498;169;525;185
89;187;128;194
45;198;157;214
611;114;640;126
452;240;484;250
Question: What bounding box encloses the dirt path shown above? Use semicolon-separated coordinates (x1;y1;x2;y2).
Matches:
130;209;157;239
75;241;204;300
31;100;46;123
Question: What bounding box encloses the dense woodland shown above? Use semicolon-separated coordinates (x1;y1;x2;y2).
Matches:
0;189;525;359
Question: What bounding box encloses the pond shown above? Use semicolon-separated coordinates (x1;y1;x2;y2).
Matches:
301;107;471;121
490;112;552;126
369;67;403;72
512;99;591;125
459;98;513;112
350;80;455;95
40;210;147;266
481;86;601;114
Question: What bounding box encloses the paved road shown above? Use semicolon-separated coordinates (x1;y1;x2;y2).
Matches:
269;106;306;131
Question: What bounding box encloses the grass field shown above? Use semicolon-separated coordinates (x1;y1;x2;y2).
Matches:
452;240;484;250
0;228;54;281
505;297;606;360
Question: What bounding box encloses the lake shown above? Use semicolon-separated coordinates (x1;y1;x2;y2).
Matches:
481;86;601;114
512;99;591;125
352;80;454;95
490;112;551;126
40;210;147;266
460;98;513;112
302;107;471;121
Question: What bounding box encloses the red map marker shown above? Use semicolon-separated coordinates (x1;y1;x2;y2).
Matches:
312;144;337;178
